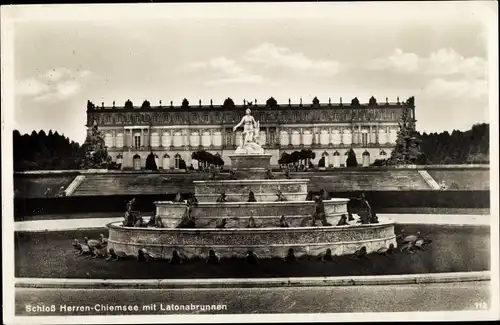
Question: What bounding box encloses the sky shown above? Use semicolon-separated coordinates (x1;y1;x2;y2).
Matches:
5;2;496;144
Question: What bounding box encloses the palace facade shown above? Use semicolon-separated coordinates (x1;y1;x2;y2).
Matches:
86;96;416;169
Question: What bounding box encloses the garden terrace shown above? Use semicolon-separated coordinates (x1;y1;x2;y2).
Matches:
426;169;490;190
14;173;78;198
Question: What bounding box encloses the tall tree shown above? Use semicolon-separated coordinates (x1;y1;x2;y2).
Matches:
346;148;358;167
78;123;112;169
387;100;426;165
145;151;158;170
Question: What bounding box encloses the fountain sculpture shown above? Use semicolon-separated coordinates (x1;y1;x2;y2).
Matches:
107;109;397;259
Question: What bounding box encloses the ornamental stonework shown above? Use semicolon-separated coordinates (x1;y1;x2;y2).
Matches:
87;107;408;127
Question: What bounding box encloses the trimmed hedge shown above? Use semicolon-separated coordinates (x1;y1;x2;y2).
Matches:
14;190;489;219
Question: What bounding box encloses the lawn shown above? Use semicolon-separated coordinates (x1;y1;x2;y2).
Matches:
14;224;490;279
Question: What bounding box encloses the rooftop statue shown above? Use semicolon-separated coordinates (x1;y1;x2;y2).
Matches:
233;108;265;154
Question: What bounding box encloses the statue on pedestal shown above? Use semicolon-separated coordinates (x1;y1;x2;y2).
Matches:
233;108;264;154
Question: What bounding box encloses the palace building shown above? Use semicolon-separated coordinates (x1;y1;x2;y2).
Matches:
85;96;416;170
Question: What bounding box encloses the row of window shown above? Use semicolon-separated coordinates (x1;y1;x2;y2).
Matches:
104;131;396;148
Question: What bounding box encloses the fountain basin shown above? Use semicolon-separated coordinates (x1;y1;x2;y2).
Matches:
106;218;397;259
189;199;349;227
154;199;349;228
154;201;187;228
194;179;310;202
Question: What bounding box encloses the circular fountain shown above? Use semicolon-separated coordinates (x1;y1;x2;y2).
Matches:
107;110;397;259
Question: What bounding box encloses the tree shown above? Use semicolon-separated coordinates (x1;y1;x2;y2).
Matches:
13;129;81;171
318;156;326;168
191;150;224;167
346;148;358;167
278;152;290;165
145;151;158;170
179;159;187;170
387;104;426;165
78;123;112;169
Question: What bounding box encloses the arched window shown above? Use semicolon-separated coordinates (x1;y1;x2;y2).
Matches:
174;153;182;169
163;153;171;170
133;154;141;170
362;151;370;167
332;151;341;168
154;154;159;167
322;151;330;168
116;154;123;166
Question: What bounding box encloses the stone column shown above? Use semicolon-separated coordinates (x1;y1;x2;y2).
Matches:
209;129;213;147
129;129;133;147
144;129;149;147
112;130;116;148
376;125;379;144
170;129;174;147
288;128;292;145
221;127;225;148
369;125;372;144
300;128;304;145
140;129;144;147
199;129;203;148
159;129;164;148
358;125;362;144
340;127;344;145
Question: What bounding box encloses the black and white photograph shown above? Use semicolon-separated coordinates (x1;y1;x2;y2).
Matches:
2;1;499;323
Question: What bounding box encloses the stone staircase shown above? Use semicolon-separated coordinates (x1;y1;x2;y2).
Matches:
71;173;210;196
70;170;433;196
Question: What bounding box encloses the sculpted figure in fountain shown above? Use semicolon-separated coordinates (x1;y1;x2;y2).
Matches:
233;108;265;154
312;196;331;227
248;191;257;202
276;189;287;202
123;197;140;227
216;190;227;203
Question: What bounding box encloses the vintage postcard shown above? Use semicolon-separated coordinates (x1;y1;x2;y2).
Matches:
2;1;499;323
